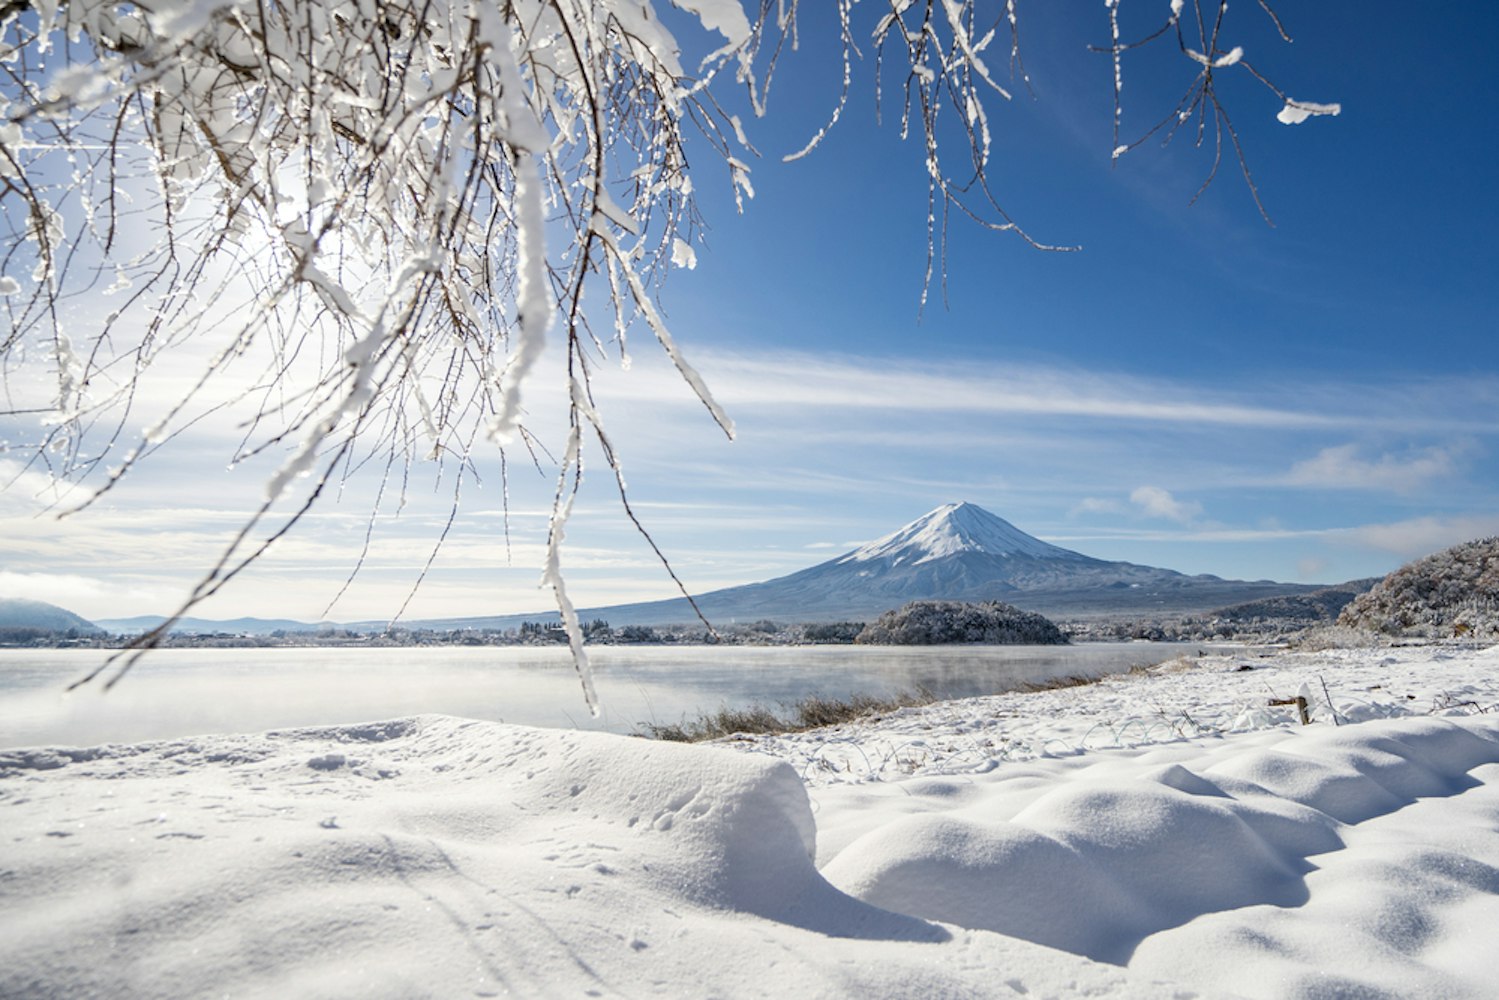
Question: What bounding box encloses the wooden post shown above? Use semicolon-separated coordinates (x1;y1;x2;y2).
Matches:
1268;696;1312;725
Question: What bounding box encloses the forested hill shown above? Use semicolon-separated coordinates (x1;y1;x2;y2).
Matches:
0;598;102;636
1339;538;1499;640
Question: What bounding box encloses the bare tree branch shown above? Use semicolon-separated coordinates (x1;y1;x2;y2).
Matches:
0;1;1335;706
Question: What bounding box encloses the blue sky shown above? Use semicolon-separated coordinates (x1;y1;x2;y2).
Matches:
3;2;1497;623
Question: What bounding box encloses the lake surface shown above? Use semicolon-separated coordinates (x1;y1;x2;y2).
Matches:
0;642;1229;749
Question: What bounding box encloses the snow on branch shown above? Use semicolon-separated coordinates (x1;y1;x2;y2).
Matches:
1;0;758;691
1099;0;1340;220
1276;100;1341;126
0;0;1331;692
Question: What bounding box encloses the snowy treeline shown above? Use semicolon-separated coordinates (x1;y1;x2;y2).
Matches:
1338;538;1499;640
856;600;1066;646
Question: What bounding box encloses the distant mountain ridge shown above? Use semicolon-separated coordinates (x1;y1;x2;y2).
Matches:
1212;580;1380;624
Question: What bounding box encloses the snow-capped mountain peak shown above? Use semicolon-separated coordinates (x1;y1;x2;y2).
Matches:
838;502;1085;566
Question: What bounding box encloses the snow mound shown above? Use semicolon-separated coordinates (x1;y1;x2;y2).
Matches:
0;715;1147;999
823;762;1315;963
814;712;1499;994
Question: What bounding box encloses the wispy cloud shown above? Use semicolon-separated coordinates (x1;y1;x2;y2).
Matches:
602;350;1499;436
0;459;93;511
1285;444;1463;493
1073;488;1199;527
1070;497;1123;517
693;354;1343;428
1340;515;1499;560
1297;556;1329;579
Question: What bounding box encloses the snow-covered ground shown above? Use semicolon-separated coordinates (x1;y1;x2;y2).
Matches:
4;644;1499;998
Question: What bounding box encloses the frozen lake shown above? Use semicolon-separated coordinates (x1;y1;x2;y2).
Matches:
0;642;1227;749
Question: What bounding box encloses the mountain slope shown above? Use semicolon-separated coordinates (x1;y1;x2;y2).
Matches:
405;502;1323;629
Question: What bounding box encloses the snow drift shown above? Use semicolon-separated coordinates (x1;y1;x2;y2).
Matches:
5;645;1499;998
0;717;1142;998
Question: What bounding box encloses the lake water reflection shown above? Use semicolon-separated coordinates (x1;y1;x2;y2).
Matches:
0;642;1225;749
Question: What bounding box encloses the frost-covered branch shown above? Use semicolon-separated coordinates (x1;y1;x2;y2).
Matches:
1100;0;1340;219
3;0;760;698
0;1;1332;698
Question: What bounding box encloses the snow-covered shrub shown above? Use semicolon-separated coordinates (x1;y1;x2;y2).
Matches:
1337;538;1499;640
856;600;1067;646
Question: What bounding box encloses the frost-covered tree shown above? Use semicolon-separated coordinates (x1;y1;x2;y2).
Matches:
1338;538;1499;641
0;1;1335;702
856;599;1067;645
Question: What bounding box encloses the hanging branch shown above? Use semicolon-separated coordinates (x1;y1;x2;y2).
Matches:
0;1;1335;703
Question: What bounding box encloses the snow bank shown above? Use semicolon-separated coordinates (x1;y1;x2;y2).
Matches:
0;716;1145;999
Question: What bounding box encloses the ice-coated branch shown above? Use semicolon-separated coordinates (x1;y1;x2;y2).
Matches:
3;0;761;676
1100;1;1341;219
0;0;1331;696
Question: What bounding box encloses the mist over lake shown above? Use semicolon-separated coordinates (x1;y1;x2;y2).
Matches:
0;642;1215;749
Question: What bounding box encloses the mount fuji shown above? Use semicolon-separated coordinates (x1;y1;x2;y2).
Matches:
408;502;1323;629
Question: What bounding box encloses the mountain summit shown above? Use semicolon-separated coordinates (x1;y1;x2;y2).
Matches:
840;502;1088;566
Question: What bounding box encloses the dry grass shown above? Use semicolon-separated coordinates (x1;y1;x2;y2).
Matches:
1016;673;1102;693
637;689;935;742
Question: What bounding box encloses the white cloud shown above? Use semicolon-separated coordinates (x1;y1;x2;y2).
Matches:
1048;526;1314;545
0;459;93;512
1286;444;1460;493
7;339;1499;622
1340;515;1499;560
1051;513;1499;576
1129;486;1202;524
